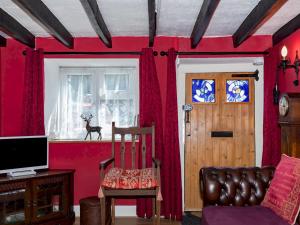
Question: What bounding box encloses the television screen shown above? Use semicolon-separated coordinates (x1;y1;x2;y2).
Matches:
0;136;48;175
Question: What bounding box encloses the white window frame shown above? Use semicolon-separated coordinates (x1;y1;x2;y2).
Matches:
44;58;139;140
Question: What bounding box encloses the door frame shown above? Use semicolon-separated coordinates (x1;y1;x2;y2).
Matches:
176;57;264;210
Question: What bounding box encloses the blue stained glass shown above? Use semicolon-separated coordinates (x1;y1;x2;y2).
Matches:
192;79;215;103
226;80;249;102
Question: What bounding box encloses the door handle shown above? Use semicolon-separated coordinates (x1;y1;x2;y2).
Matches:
183;104;193;137
182;104;193;123
185;111;191;123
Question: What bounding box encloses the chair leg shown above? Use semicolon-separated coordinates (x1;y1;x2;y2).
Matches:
152;198;156;225
100;197;106;225
111;198;115;225
156;199;161;225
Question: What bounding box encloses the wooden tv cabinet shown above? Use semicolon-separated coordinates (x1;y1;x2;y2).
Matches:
0;170;75;225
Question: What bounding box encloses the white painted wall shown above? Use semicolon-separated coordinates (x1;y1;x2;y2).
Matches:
176;57;264;209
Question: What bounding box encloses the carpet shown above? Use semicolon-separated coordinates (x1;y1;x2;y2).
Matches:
182;213;201;225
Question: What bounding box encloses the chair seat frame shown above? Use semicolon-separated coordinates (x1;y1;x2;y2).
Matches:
99;122;161;225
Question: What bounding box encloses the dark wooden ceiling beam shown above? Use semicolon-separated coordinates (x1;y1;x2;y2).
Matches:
148;0;156;47
0;35;7;47
13;0;74;49
0;9;35;48
191;0;220;49
273;13;300;46
233;0;287;48
80;0;112;48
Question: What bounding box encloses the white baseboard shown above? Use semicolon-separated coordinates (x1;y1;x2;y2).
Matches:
74;205;80;217
74;205;136;217
115;206;137;217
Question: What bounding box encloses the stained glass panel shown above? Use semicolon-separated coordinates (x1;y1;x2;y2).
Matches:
226;80;249;102
192;79;215;103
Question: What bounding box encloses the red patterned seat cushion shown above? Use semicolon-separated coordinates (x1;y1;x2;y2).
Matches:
261;155;300;225
102;167;158;189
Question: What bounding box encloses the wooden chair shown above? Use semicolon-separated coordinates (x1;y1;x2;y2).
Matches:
98;122;162;225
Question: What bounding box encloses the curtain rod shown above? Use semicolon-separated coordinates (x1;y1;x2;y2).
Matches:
22;51;158;56
160;51;269;56
22;50;269;56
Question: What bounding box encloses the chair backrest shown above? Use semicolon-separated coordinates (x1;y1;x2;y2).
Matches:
111;122;155;169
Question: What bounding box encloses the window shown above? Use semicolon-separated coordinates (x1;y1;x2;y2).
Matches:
45;63;138;140
226;80;249;103
192;79;215;103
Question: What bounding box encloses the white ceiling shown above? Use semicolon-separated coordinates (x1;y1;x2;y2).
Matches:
157;0;202;36
205;0;261;36
0;0;300;39
256;0;300;35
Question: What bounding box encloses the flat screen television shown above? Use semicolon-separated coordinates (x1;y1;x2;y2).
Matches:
0;136;48;177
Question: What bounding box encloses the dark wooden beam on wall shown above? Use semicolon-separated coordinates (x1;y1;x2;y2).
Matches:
0;35;7;47
191;0;220;49
80;0;112;48
13;0;74;49
233;0;287;48
148;0;156;47
273;13;300;46
0;9;35;48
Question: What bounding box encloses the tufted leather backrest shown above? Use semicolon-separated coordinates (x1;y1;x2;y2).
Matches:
200;167;275;207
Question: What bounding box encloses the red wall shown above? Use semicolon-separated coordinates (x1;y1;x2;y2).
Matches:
49;141;137;205
0;35;272;204
265;29;300;93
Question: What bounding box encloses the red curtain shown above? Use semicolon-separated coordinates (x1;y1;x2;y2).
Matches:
262;54;281;166
137;48;164;218
22;48;45;136
162;48;182;220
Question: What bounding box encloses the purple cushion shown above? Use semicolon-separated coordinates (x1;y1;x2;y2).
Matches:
202;206;289;225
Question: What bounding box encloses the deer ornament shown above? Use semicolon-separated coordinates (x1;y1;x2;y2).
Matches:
80;114;102;140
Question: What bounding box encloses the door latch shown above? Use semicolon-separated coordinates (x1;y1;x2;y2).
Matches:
182;104;193;123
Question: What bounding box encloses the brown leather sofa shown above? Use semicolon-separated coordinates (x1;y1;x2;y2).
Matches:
199;167;299;225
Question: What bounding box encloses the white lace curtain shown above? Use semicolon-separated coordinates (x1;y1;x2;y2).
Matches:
45;67;138;140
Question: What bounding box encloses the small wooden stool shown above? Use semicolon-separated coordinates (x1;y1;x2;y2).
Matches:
80;196;111;225
80;196;101;225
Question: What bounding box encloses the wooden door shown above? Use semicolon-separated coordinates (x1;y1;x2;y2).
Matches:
184;73;255;211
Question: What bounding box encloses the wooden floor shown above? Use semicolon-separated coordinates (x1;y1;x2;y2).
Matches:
74;217;182;225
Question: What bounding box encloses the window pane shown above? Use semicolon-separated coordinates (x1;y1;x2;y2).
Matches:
68;75;92;101
105;74;129;91
100;73;135;137
192;79;215;103
226;80;249;103
99;99;135;139
63;75;95;139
